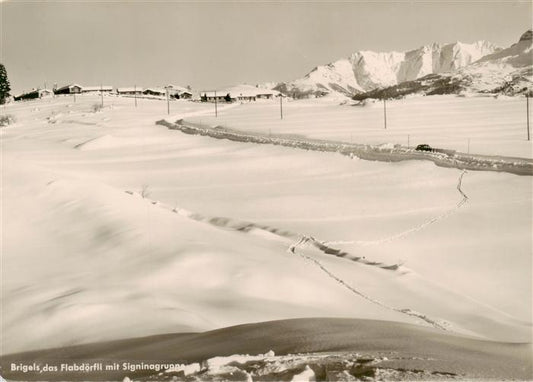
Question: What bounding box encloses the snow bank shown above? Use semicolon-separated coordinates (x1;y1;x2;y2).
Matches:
290;365;316;381
2;318;531;381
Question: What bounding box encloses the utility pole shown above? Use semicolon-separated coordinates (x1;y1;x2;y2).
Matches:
527;94;530;141
166;87;170;115
100;84;104;107
214;90;218;117
134;84;137;107
407;134;410;148
280;94;284;120
383;98;387;130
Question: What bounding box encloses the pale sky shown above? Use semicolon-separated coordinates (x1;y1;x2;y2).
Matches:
1;0;531;95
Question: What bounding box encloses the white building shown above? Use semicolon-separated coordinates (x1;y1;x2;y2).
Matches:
81;86;113;94
116;87;144;95
54;84;83;95
200;85;281;102
14;88;53;101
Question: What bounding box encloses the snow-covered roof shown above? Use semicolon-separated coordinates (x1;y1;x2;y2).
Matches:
166;84;191;93
228;84;267;97
144;87;167;94
201;85;280;98
15;88;53;98
201;91;228;98
82;86;113;92
55;83;82;92
117;87;143;93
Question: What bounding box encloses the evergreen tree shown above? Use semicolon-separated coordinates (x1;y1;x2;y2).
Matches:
0;64;11;104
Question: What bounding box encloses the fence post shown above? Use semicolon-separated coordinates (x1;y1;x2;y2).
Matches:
527;94;530;141
280;94;283;120
383;98;387;129
166;88;170;115
215;90;218;117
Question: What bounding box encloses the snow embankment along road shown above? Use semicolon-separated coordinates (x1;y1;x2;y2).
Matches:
1;318;531;382
157;119;533;176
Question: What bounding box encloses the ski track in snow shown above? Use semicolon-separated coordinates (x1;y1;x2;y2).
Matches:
121;171;470;333
123;191;453;332
326;170;469;247
122;160;469;334
284;172;470;331
288;236;450;331
283;171;467;331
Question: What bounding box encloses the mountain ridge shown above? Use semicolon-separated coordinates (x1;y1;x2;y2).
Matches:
273;30;533;99
274;39;500;98
350;30;533;100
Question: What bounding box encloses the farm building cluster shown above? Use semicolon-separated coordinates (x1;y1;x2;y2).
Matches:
200;85;282;102
14;84;193;101
14;83;282;103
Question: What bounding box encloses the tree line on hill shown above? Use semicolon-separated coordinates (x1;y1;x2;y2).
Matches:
0;64;11;105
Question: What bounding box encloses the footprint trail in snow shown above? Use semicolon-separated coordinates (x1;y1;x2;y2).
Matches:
325;170;469;247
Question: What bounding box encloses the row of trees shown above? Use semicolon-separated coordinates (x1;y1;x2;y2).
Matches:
0;64;11;105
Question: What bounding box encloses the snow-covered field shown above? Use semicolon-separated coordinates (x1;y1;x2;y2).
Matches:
185;94;533;159
1;95;531;379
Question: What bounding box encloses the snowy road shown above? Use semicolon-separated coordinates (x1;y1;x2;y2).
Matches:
159;119;533;176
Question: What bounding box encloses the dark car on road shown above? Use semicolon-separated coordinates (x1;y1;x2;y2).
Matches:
415;144;433;152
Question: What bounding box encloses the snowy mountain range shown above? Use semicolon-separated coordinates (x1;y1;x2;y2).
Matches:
274;30;532;98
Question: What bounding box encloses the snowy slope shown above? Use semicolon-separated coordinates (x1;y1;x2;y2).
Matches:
461;29;533;94
275;40;499;97
2;95;531;356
